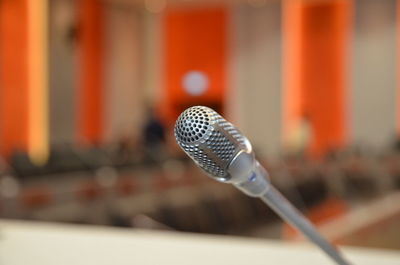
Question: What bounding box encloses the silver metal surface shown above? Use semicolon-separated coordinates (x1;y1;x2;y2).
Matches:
174;106;249;181
261;186;352;265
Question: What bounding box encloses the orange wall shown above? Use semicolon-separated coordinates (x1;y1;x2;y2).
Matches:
162;6;227;124
0;0;29;156
77;0;104;144
284;0;351;157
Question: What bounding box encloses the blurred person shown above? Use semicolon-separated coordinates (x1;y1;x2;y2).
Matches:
285;113;313;156
141;106;167;161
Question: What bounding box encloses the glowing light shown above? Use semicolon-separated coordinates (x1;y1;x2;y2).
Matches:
182;71;209;96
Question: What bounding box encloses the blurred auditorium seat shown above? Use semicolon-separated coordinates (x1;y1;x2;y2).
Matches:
156;204;181;230
153;173;177;192
76;180;103;201
47;145;88;173
10;151;43;178
344;167;378;200
20;187;53;209
198;198;227;233
115;177;137;196
5;142;400;238
74;146;114;171
296;175;329;208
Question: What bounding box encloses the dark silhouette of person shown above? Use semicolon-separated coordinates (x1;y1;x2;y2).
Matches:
142;107;166;161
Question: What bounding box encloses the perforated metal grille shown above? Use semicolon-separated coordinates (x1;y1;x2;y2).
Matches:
179;141;225;177
174;107;211;143
175;106;248;179
207;130;236;161
215;116;247;147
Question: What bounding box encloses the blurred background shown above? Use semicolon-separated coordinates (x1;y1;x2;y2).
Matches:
0;0;400;252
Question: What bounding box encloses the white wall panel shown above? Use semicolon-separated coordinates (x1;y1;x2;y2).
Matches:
229;2;282;157
351;0;397;148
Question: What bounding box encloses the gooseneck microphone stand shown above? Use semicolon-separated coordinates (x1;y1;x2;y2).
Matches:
261;186;351;265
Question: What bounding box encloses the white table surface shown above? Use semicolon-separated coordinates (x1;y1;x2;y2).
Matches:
0;219;399;265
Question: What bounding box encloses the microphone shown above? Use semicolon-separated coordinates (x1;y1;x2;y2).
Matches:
175;106;352;265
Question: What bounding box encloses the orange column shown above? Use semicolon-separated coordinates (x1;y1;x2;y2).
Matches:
283;0;351;157
0;0;29;157
77;0;104;144
162;6;227;124
283;0;304;144
27;0;49;164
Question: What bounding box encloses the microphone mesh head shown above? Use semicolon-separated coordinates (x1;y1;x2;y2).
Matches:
174;107;211;143
175;106;249;180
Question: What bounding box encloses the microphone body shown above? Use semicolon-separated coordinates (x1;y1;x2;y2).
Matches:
175;106;351;265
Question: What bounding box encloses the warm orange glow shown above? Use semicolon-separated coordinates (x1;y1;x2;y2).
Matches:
162;7;227;124
282;0;304;144
27;0;49;164
0;0;29;157
283;0;351;157
282;197;349;241
78;0;104;144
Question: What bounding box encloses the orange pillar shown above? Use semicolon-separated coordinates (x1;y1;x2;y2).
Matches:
77;0;104;144
162;6;227;124
27;0;49;164
283;0;351;157
0;0;29;157
283;0;304;145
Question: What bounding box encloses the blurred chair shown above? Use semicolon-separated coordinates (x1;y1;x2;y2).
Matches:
115;176;138;196
10;151;43;178
47;144;87;173
75;146;114;171
76;180;104;201
20;187;53;209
